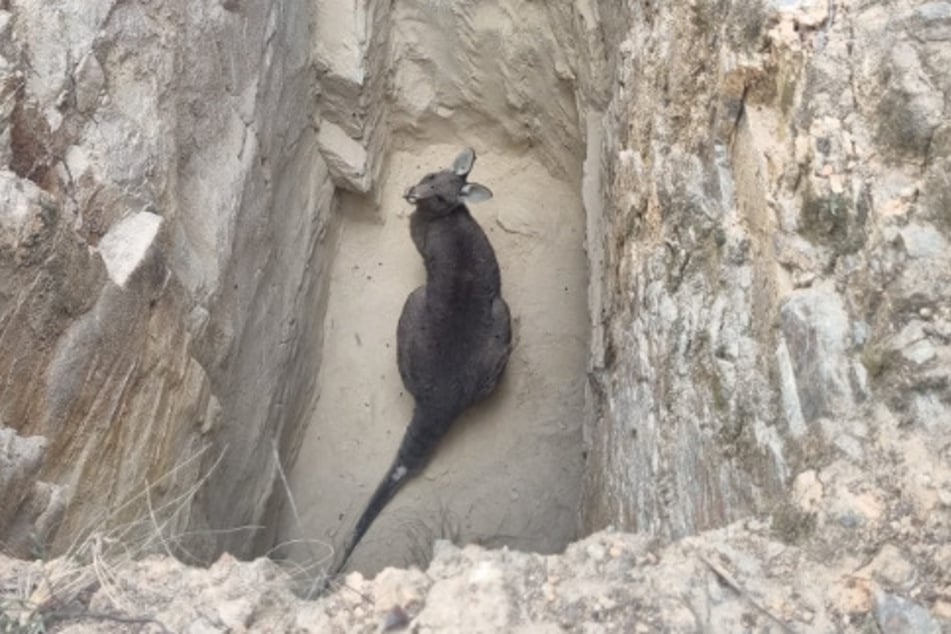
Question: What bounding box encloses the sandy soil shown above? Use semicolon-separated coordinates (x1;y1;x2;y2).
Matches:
278;142;588;575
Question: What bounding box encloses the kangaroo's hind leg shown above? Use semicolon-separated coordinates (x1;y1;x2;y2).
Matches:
470;296;513;404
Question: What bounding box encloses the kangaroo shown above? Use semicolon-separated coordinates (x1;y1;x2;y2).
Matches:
333;147;512;575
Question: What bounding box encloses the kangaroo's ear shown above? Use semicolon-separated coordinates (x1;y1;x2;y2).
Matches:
452;148;476;176
460;182;493;203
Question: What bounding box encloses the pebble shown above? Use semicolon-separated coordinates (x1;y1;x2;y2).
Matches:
587;543;607;562
933;599;951;620
867;544;917;589
216;598;253;629
874;591;941;634
382;606;410;631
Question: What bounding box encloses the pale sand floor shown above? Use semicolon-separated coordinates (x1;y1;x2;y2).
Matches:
279;142;587;576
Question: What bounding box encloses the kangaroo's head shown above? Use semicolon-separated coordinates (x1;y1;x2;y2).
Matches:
403;148;493;217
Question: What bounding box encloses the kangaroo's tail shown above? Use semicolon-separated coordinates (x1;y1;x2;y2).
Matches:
332;456;410;576
332;406;451;576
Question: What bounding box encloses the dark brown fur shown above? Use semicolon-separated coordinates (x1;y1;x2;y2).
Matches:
333;148;511;574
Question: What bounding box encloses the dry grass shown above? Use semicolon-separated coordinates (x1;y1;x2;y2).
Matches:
405;502;461;570
0;441;339;631
267;439;336;600
0;444;221;631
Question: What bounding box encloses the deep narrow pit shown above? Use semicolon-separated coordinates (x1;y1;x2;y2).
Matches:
275;3;594;575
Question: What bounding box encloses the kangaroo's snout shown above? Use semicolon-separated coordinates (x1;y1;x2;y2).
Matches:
403;186;418;204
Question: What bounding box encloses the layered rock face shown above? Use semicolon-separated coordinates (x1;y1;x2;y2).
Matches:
583;0;951;542
578;0;951;624
0;1;334;559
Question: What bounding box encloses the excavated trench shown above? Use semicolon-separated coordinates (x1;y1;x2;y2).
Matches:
274;3;597;575
0;0;612;575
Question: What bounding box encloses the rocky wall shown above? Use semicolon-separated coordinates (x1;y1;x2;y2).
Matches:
583;0;951;551
0;0;334;559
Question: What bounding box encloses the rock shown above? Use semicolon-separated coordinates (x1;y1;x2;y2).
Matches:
779;285;853;422
371;565;427;618
74;52;105;114
902;339;937;365
215;598;254;629
0;169;55;254
0;425;66;557
381;605;410;631
912;2;951;40
899;223;948;259
586;543;607;562
874;43;944;159
874;591;942;634
864;545;918;590
0;0;335;561
96;211;163;287
792;470;823;513
317;121;371;193
934;599;951;621
1;527;849;632
829;576;872;616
